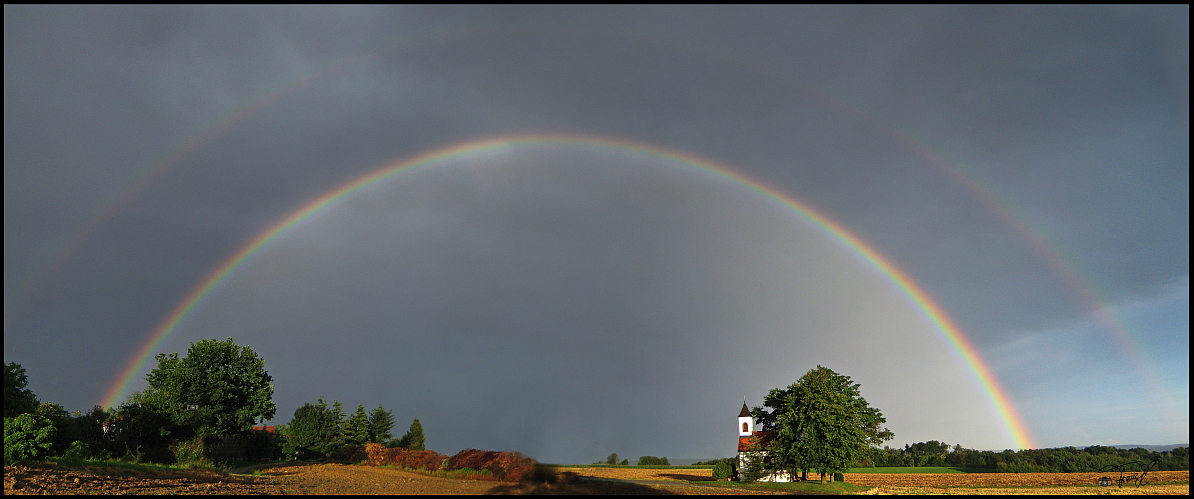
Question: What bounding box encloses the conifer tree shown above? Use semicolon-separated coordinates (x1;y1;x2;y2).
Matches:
368;405;395;444
283;397;342;459
343;403;371;446
400;417;425;450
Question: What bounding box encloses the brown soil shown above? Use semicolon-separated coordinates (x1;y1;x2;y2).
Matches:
2;462;731;495
840;471;1189;487
4;463;281;495
5;463;1188;495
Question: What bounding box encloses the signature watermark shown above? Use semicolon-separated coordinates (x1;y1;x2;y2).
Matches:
1096;460;1157;487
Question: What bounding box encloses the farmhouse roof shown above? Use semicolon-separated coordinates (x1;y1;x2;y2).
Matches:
738;431;776;452
251;425;277;433
738;401;752;418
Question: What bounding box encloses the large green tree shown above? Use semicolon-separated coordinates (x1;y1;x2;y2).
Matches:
141;338;276;436
755;366;893;483
3;362;40;418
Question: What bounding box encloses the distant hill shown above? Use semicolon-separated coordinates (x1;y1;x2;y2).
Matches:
1110;444;1188;452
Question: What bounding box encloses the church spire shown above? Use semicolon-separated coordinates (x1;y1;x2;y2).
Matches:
738;397;753;436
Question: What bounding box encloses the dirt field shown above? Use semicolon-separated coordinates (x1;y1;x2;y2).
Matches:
2;463;735;495
555;466;721;482
840;471;1189;487
568;467;1190;495
4;463;1188;494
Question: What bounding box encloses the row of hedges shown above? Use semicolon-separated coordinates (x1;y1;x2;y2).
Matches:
362;443;539;482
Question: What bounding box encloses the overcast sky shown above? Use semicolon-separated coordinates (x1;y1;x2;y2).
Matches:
4;5;1188;463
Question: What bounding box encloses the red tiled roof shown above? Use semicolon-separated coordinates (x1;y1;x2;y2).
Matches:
738;430;776;452
251;425;277;433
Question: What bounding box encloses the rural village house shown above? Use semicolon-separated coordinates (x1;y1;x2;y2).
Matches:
737;399;793;482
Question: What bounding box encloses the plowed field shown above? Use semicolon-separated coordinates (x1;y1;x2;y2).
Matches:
7;463;1187;494
559;466;721;481
841;471;1188;487
567;467;1189;494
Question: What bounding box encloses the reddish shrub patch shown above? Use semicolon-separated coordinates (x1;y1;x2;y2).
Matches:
361;446;541;482
445;448;538;482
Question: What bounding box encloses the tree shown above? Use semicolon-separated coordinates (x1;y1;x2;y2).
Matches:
605;452;620;465
4;413;55;464
712;459;734;480
4;362;39;418
367;405;395;444
739;436;768;482
104;393;182;462
35;402;84;456
399;417;425;450
140;338;276;436
620;458;629;465
757;366;893;483
636;455;670;465
343;403;371;447
282;397;341;460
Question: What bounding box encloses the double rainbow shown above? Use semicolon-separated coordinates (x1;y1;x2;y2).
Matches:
99;133;1037;450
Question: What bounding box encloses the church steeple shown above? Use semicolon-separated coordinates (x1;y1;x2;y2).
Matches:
738;397;753;437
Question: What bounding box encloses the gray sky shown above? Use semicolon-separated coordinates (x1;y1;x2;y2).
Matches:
4;5;1188;462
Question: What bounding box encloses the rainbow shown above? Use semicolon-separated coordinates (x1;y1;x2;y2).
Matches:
99;133;1037;450
10;26;1165;420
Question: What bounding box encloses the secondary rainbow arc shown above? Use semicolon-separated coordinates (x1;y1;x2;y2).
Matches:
9;26;1168;423
100;133;1037;450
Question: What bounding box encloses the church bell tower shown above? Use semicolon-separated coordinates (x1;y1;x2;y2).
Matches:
738;397;753;437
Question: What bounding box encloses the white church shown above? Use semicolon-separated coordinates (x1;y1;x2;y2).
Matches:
737;399;794;482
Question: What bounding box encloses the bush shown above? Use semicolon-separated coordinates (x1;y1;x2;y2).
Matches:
169;437;210;467
448;448;501;472
712;460;733;480
363;445;541;483
833;472;845;482
4;414;56;464
330;444;369;463
60;440;89;466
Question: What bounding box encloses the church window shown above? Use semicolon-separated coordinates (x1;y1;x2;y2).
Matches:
742;422;748;432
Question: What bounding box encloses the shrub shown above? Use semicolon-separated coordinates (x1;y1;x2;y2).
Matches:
833;472;845;482
4;414;56;464
448;448;500;472
330;444;368;463
712;460;733;480
169;437;209;467
364;443;386;464
362;445;546;483
60;440;89;466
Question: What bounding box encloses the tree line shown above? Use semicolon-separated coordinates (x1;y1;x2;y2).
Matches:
861;440;1189;472
279;395;425;461
4;338;425;465
591;453;671;466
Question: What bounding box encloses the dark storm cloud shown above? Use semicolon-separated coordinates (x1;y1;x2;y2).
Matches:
5;5;1187;459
